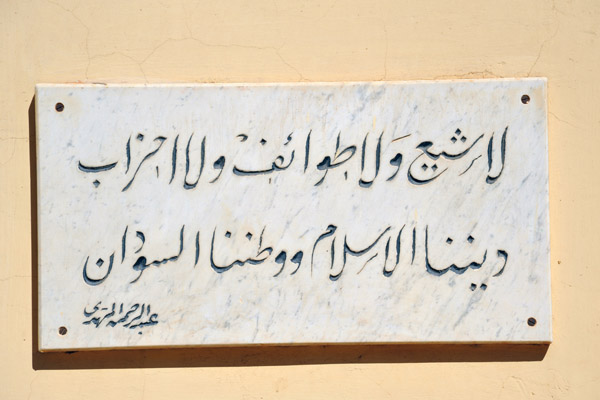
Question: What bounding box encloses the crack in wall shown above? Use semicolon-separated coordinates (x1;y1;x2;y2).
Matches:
528;25;560;77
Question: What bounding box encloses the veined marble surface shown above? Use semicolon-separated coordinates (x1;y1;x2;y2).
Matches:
36;79;550;351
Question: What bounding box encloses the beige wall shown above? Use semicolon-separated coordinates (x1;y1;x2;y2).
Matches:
1;0;599;398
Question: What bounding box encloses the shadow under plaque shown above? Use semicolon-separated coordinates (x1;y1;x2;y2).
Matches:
28;95;549;370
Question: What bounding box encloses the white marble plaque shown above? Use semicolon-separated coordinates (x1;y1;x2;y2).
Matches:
36;79;551;351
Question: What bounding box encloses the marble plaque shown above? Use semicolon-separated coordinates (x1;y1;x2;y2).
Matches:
35;79;551;351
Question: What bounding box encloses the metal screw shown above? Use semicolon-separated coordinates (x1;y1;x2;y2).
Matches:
55;102;64;112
